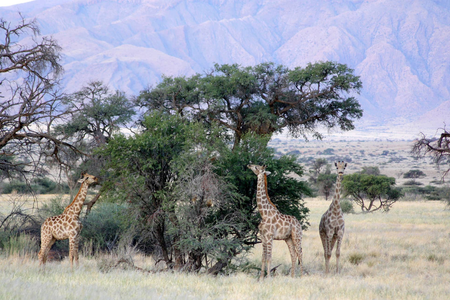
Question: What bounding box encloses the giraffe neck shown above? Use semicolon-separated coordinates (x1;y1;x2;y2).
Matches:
63;181;89;217
256;173;278;218
330;174;343;212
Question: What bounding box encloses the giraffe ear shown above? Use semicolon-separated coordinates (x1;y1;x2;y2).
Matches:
265;171;271;176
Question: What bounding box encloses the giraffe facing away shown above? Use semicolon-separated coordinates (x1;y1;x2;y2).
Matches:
319;161;347;274
38;172;98;267
247;164;303;280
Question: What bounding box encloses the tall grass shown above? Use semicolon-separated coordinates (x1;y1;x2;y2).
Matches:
1;234;38;258
0;199;449;299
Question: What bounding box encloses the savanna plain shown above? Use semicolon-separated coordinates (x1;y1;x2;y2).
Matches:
1;140;449;300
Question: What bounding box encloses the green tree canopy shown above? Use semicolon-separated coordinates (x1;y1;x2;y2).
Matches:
50;81;135;211
317;172;337;201
403;169;426;179
342;173;403;212
137;61;363;148
97;112;310;274
56;81;135;148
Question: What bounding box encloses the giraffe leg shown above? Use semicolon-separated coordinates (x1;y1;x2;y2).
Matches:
285;238;297;277
328;235;337;274
335;236;343;274
265;239;273;278
73;235;80;266
39;236;56;266
68;235;78;268
293;229;303;277
260;242;267;280
320;231;330;274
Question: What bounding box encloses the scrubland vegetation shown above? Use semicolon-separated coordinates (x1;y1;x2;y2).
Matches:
2;15;450;300
1;194;449;300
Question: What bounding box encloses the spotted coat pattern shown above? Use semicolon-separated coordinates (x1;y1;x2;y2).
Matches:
319;161;347;274
248;164;303;280
38;173;98;267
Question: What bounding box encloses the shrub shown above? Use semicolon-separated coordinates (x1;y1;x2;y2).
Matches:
340;199;354;214
2;178;69;194
323;148;335;155
403;180;423;186
81;203;129;253
1;181;33;194
403;169;426;179
349;253;365;265
1;234;39;257
39;197;66;218
427;254;445;264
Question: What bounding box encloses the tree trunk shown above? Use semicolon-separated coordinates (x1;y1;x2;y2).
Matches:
155;221;171;267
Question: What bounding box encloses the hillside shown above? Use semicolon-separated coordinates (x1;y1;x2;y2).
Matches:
1;0;449;136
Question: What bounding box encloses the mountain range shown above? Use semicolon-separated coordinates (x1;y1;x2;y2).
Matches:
1;0;449;137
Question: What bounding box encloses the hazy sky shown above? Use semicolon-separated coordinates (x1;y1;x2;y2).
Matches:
0;0;34;7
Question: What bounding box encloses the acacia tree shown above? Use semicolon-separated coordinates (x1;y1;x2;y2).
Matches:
53;81;135;209
0;16;79;178
137;61;363;149
308;158;329;184
98;112;310;274
57;81;136;147
342;173;403;212
317;171;337;201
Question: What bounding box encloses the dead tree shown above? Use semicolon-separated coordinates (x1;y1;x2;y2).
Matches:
0;15;84;179
412;127;450;180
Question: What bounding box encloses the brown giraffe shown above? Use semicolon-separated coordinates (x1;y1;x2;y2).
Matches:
38;172;98;267
319;161;347;274
247;164;303;280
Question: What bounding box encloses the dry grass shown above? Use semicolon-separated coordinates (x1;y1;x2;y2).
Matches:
1;199;449;299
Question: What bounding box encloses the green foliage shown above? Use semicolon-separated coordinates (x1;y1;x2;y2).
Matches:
58;81;135;146
348;252;365;265
403;169;426;179
399;181;449;202
39;197;66;218
1;178;69;194
360;166;381;176
342;172;403;212
0;234;38;257
340;199;354;214
98;112;310;273
317;172;337;200
215;133;311;229
137;61;363;147
81;203;129;253
322;148;335;155
403;180;423;186
1;181;33;194
308;158;329;184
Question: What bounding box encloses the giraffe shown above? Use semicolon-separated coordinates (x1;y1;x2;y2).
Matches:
38;172;98;267
247;164;303;280
319;161;347;274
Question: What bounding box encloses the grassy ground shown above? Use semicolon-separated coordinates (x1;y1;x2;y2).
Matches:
1;198;449;299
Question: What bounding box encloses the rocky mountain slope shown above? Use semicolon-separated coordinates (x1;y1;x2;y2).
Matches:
1;0;449;135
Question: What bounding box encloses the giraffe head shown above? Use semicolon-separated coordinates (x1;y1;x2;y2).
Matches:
77;172;99;185
335;161;347;175
247;164;271;176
